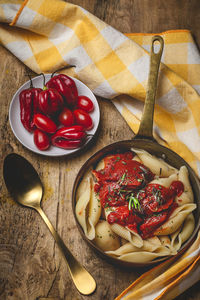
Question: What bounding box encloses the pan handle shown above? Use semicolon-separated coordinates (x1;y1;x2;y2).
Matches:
135;35;164;140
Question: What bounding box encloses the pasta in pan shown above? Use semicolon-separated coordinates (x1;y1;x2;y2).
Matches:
75;176;101;240
170;213;195;251
75;148;196;263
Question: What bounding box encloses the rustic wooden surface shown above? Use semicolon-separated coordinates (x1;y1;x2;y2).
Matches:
0;0;200;299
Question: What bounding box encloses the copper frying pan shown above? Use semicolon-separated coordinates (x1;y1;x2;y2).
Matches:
72;36;200;267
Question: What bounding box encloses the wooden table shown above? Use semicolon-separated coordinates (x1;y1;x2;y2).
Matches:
1;1;200;299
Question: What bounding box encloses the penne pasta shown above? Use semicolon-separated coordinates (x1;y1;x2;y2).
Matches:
75;177;91;238
175;166;194;205
94;220;120;251
106;239;165;256
117;249;172;263
132;154;142;163
154;203;196;235
150;173;178;188
110;223;143;248
76;176;101;240
170;213;195;251
131;148;178;177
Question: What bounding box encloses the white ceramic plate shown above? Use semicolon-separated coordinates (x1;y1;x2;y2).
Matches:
9;74;100;156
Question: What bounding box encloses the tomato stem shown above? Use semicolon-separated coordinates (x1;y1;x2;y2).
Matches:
51;65;76;78
40;73;46;87
25;73;33;88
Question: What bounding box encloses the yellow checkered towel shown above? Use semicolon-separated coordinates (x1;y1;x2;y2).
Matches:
0;0;200;299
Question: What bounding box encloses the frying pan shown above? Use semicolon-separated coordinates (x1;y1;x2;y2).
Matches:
72;36;200;267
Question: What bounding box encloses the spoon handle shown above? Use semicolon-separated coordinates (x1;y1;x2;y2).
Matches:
36;206;96;295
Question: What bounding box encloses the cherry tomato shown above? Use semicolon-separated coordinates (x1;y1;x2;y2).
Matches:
34;113;57;134
77;96;94;112
73;109;93;130
58;107;74;126
34;129;50;150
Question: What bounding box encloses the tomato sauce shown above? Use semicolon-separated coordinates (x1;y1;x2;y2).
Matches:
92;152;154;189
93;152;184;239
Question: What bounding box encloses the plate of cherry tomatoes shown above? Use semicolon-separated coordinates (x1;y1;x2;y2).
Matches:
9;73;100;156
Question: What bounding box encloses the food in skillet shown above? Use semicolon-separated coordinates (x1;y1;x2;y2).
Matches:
75;149;196;263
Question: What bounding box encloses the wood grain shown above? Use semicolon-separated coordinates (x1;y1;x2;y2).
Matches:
0;1;200;299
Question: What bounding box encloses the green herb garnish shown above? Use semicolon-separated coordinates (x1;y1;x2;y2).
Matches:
119;172;126;185
119;189;132;193
128;193;141;211
139;166;147;173
105;207;113;212
137;178;143;182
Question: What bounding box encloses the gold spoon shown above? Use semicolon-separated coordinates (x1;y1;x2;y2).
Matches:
3;153;96;295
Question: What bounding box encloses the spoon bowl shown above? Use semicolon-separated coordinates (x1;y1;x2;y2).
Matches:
3;153;43;209
3;153;96;295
